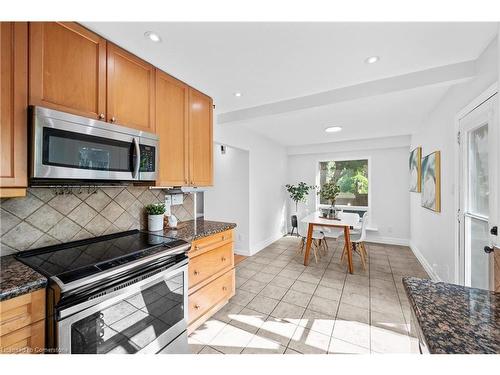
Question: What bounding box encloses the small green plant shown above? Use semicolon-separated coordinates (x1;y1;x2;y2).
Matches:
145;203;166;215
319;180;341;207
285;182;316;211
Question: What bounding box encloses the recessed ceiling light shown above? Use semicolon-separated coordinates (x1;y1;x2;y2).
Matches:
365;56;380;64
144;31;161;43
234;92;242;97
324;126;342;133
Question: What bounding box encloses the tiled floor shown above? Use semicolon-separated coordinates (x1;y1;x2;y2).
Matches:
189;236;429;354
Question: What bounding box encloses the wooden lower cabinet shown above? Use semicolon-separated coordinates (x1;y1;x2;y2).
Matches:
187;230;235;333
0;289;46;354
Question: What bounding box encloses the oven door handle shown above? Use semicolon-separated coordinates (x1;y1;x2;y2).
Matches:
132;137;141;179
58;260;188;321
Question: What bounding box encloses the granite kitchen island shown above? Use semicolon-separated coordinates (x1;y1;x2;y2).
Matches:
403;277;500;354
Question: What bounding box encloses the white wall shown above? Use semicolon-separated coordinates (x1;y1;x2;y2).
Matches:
211;122;288;255
287;136;411;245
204;144;250;254
410;36;498;282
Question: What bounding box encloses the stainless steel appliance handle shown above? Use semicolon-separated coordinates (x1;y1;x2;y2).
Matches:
133;137;141;179
53;243;190;295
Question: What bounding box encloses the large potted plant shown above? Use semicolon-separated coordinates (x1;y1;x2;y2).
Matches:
285;182;315;212
145;203;166;231
319;180;341;218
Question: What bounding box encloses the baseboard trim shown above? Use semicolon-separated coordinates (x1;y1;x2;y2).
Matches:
366;236;409;247
409;241;441;282
249;232;286;256
234;248;252;257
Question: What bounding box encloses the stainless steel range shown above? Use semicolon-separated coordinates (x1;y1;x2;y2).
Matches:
16;230;190;354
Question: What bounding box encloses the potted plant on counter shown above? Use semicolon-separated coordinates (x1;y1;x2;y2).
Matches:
319;180;341;219
146;203;166;231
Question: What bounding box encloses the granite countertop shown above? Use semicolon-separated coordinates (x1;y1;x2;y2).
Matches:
0;255;47;302
0;219;235;302
162;219;237;242
403;277;500;354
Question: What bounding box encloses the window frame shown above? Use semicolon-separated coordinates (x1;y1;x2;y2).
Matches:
315;156;371;212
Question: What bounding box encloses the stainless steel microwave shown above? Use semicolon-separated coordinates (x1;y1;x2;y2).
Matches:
30;106;158;182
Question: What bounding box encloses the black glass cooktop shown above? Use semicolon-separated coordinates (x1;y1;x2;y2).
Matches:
16;230;188;284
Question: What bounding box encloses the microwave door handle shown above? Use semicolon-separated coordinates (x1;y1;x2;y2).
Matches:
132;138;141;179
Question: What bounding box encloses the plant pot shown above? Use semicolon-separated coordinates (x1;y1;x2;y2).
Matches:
148;214;164;232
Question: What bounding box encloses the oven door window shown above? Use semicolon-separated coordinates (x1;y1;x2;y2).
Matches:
70;273;185;354
43;127;134;172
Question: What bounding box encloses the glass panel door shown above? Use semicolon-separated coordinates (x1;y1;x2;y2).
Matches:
459;93;498;290
69;271;185;354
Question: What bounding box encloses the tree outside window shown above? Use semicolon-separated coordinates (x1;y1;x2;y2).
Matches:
319;159;368;207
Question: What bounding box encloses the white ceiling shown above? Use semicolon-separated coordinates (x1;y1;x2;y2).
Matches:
234;84;450;145
83;22;498;146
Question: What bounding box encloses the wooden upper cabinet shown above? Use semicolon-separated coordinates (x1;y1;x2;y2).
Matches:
107;43;155;133
189;89;213;186
0;22;28;197
29;22;106;120
155;71;189;186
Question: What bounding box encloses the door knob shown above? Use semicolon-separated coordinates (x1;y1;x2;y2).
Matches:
491;226;498;236
484;246;494;254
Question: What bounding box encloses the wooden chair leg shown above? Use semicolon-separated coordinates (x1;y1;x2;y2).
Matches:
357;242;367;270
298;237;305;254
361;242;368;259
312;240;319;263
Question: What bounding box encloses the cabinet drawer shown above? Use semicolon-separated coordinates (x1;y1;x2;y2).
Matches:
0;289;45;336
0;320;45;354
189;269;235;325
190;230;233;256
189;242;233;289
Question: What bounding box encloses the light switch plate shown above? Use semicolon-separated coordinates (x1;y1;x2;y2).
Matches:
172;193;184;205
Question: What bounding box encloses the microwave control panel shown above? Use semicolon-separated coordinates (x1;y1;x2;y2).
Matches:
139;145;156;172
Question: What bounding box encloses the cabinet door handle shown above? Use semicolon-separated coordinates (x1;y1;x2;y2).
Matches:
98;113;105;119
221;257;226;262
194;304;200;310
222;286;227;292
110;116;116;123
194;270;200;275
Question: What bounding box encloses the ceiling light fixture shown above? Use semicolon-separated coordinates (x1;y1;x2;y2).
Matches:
144;31;161;43
365;56;380;64
234;92;242;97
324;126;343;133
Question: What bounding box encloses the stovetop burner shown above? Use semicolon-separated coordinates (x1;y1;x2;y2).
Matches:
16;230;189;286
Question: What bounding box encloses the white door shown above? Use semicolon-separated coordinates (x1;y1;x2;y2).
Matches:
458;93;498;290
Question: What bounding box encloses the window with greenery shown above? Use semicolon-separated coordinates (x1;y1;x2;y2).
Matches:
319;159;368;207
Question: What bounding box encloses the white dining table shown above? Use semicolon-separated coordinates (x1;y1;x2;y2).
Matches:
301;211;355;273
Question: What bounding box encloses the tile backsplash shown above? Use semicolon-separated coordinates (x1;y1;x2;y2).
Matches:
0;186;195;256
